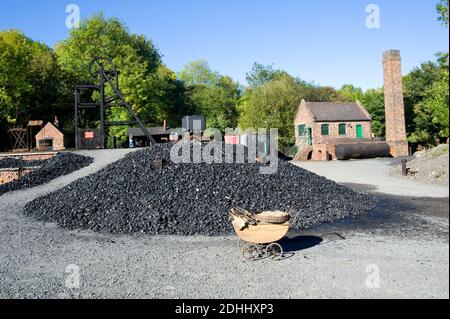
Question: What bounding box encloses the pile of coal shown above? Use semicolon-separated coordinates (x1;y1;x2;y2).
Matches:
0;157;47;169
0;153;93;195
25;144;374;235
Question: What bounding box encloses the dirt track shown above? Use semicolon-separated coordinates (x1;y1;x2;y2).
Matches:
0;150;448;299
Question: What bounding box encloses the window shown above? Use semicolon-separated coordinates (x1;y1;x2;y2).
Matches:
321;124;329;136
298;124;306;136
339;123;346;135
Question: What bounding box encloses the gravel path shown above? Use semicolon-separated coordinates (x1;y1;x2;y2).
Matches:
292;158;449;198
0;149;448;299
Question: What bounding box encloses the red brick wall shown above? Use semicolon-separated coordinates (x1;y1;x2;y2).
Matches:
0;169;34;185
22;154;54;161
311;121;372;144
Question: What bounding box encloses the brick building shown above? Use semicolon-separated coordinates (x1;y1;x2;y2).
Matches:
35;122;65;151
294;50;409;161
294;100;373;161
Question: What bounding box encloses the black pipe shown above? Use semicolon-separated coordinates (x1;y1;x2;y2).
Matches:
335;143;391;160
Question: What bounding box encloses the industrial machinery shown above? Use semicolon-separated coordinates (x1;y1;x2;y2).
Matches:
74;57;154;149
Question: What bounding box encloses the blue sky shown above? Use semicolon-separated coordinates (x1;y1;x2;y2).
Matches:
1;0;448;90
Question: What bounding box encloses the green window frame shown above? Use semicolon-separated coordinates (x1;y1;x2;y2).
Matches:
339;123;346;135
298;124;306;136
321;124;329;136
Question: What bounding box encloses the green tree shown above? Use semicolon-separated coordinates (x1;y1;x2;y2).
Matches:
179;61;240;132
55;14;163;127
360;89;385;137
178;60;220;87
313;86;342;102
144;64;188;127
404;58;449;146
437;0;449;27
338;84;364;102
0;30;60;126
238;74;302;147
245;63;289;88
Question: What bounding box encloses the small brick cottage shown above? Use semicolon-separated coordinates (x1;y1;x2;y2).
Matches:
294;100;373;161
35;122;65;151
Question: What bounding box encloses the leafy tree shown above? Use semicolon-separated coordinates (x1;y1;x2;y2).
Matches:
0;30;60;127
178;60;220;87
313;86;342;102
238;74;303;147
55;14;163;132
437;0;449;27
404;57;449;146
338;84;364;102
360;89;385;137
245;63;289;88
179;61;240;132
144;64;188;127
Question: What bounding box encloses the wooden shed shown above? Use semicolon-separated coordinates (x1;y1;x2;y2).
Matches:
35;122;65;151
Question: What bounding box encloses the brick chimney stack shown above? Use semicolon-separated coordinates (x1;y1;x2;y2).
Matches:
382;50;409;157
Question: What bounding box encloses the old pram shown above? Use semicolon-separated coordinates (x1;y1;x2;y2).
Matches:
229;208;296;261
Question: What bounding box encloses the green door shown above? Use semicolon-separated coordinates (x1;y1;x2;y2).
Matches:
356;125;363;139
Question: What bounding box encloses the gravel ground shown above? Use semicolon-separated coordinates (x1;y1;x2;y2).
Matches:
292;158;449;198
390;145;449;186
0;149;448;299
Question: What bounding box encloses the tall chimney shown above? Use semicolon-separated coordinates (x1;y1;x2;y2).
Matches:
382;50;408;157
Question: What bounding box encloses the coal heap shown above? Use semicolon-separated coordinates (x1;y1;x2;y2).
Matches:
0;158;47;169
0;153;93;195
25;143;374;236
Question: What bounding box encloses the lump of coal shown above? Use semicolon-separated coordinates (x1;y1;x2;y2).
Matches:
24;144;374;236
